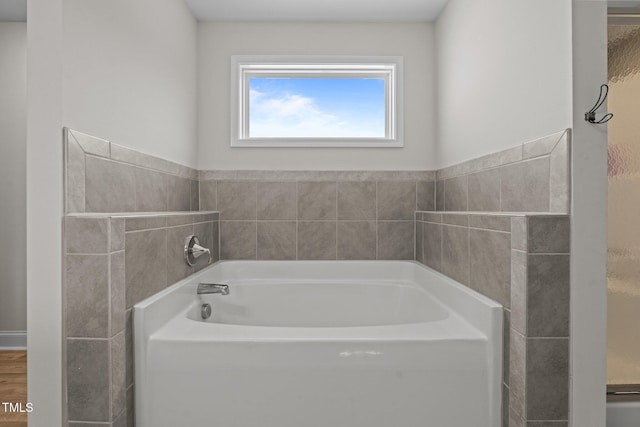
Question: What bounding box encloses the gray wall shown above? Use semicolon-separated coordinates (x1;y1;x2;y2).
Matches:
0;22;27;335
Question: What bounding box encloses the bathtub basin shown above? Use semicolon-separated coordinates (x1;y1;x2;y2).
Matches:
135;260;502;427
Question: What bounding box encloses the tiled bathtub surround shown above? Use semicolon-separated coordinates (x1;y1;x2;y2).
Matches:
415;212;570;427
435;130;571;213
64;212;219;426
64;128;199;213
199;170;436;261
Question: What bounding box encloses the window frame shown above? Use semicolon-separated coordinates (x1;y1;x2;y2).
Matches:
230;55;403;148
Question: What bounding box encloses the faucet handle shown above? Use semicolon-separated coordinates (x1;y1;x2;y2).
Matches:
184;235;213;266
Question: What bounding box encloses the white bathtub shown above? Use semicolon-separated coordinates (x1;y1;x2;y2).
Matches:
608;401;640;427
134;261;503;427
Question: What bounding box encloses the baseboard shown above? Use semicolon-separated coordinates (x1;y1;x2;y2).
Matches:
0;332;27;350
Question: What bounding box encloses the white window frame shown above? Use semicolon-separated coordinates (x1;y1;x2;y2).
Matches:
230;55;403;148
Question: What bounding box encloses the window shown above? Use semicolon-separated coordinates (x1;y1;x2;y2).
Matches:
230;56;403;147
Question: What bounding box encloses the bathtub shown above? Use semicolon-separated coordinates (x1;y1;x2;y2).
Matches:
608;401;640;427
134;261;503;427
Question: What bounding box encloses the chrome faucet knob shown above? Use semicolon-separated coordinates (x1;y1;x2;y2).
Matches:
184;235;213;266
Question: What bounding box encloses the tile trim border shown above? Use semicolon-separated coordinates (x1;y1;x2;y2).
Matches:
199;170;436;182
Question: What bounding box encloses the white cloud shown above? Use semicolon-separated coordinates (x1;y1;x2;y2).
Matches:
249;89;381;138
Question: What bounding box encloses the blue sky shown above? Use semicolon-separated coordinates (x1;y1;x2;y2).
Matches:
249;77;385;138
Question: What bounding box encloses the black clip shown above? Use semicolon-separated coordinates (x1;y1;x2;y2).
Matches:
585;84;613;124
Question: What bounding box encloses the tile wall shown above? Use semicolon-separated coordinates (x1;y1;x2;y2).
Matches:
415;212;570;427
198;170;436;261
64;212;219;427
62;127;573;427
64;128;199;213
435;130;571;213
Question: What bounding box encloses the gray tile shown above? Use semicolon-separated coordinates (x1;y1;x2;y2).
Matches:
220;221;257;260
298;222;337;260
166;225;194;285
125;216;166;231
423;222;442;271
338;221;376;260
527;217;570;254
526;338;569;420
110;251;126;337
125;310;133;387
199;180;217;211
135;167;167;212
527;423;569;427
550;134;571;214
166;175;191;211
194;212;218;223
500;158;550;212
166;214;194;227
190;179;200;211
377;181;416;220
417;180;435;211
337;181;376;220
436;180;445;211
503;383;510;427
504;309;511;386
527;255;570;337
298;182;337;220
257;222;296;260
110;143;143;166
67;338;110;422
424;212;442;223
66;217;109;254
110;218;125;252
68;423;111;427
509;329;526;420
85;156;136;213
194;221;215;271
126;385;134;427
415;221;424;263
522;130;565;160
125;228;167;308
469;229;511;307
218;181;257;220
66;133;86;213
257;182;297;220
444;175;468;211
69;129;110;158
441;225;469;284
509;407;525;427
511;250;527;335
443;213;468;226
468;169;501;212
111;332;126;419
511;217;528;251
114;411;127;427
469;215;511;232
66;255;109;338
212;221;220;263
377;221;414;260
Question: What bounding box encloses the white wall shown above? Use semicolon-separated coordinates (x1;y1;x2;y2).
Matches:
27;0;64;423
0;23;27;335
62;0;198;167
197;22;437;171
435;0;573;168
571;2;608;426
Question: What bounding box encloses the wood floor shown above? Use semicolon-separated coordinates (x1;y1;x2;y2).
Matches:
0;351;27;427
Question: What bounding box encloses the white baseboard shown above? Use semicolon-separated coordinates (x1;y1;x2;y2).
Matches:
0;331;27;349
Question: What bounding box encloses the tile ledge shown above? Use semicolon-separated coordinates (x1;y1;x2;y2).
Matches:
416;210;569;217
66;211;219;218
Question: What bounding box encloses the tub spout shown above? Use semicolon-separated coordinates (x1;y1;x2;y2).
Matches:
197;283;229;295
